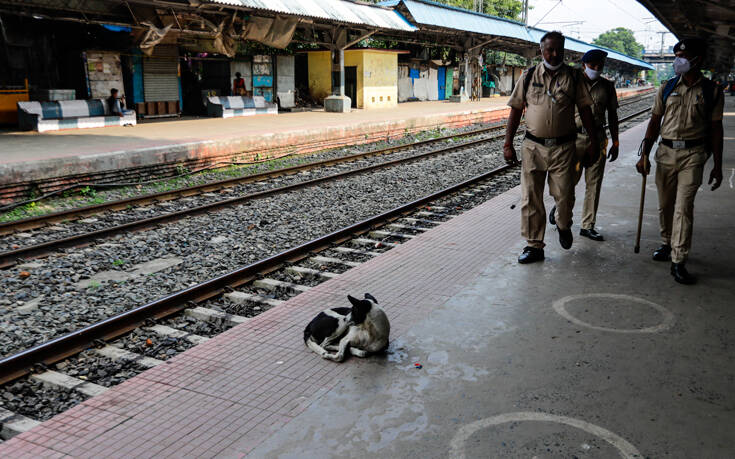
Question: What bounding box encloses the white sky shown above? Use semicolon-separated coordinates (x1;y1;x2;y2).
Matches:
527;0;679;54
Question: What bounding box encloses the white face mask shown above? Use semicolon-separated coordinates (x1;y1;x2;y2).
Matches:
543;58;562;71
673;57;691;75
584;66;601;80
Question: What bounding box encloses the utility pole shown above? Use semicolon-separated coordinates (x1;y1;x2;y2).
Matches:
657;31;668;57
522;0;529;25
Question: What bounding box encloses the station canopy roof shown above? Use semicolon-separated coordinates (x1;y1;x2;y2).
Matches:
636;0;735;73
381;0;654;70
208;0;417;32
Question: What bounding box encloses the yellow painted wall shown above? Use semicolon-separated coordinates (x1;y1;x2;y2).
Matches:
307;49;398;109
343;51;363;108
307;51;332;103
358;50;398;110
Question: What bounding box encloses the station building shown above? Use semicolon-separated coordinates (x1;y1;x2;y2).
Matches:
0;0;655;129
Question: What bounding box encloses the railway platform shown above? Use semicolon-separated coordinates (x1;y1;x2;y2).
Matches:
2;88;729;459
0;87;653;202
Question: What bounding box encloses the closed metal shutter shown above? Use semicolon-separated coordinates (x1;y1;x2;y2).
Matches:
143;45;179;102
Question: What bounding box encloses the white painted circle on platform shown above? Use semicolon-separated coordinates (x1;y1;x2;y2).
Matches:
553;293;674;334
448;411;641;459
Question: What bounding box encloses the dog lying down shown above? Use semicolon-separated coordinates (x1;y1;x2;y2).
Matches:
303;293;390;362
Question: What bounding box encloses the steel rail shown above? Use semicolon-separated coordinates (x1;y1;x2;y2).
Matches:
0;164;516;385
0;90;655;236
0;131;513;268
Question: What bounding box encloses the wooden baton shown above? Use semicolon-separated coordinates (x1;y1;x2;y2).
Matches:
634;173;646;254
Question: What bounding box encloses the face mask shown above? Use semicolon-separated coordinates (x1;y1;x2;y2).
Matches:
673;57;691;75
584;67;600;80
543;58;562;71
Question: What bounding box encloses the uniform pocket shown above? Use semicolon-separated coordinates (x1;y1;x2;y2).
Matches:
664;94;682;111
553;87;573;108
527;87;544;105
690;99;707;125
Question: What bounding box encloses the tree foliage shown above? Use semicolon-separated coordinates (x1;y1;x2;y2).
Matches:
433;0;525;21
592;28;645;58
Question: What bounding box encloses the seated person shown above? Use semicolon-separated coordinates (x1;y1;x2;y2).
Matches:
107;88;130;117
233;72;246;96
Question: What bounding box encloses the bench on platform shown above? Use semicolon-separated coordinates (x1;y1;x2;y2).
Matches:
206;96;278;118
17;99;136;132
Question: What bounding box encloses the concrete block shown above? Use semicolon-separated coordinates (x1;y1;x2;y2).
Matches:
16;261;44;270
333;246;383;257
31;370;107;398
324;95;351;113
184;306;249;327
369;230;415;239
253;278;311;293
351;238;398;248
285;266;340;280
0;407;41;440
95;345;163;368
15;295;44;315
309;255;360;268
224;291;285;308
145;324;209;345
129;256;183;276
76;256;183;288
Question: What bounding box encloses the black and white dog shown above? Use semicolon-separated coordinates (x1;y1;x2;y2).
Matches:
303;293;390;362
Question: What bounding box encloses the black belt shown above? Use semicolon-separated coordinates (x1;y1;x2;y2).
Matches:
525;132;577;147
661;138;705;149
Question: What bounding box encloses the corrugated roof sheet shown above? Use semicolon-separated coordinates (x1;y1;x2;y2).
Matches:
387;0;653;69
396;0;531;42
526;28;654;70
209;0;416;32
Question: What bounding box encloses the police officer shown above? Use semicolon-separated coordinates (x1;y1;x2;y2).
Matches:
636;38;724;284
571;49;620;241
504;31;600;263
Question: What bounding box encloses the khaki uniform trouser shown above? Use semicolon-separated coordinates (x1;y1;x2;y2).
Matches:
521;138;575;249
654;143;707;264
573;133;608;230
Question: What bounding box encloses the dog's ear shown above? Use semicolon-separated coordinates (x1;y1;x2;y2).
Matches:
364;293;378;304
348;295;371;324
347;295;361;307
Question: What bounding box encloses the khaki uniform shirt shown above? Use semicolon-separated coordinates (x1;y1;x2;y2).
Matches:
508;63;593;138
574;75;618;130
652;75;725;140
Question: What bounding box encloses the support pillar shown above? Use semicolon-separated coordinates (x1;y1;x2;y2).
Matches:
325;30;351;113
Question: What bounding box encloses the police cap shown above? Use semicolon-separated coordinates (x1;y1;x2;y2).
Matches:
582;49;608;63
673;38;707;58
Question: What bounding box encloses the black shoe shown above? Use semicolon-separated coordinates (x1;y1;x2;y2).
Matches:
671;262;696;284
549;206;556;226
652;244;671;261
518;246;544;264
558;228;573;249
580;228;604;241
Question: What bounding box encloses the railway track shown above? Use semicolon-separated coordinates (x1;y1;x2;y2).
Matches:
0;92;655;269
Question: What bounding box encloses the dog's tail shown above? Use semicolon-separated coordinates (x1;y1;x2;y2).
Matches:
303;326;311;343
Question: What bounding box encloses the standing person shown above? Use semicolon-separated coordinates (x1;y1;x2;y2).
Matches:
569;49;620;241
233;72;246;96
504;31;600;264
636;38;724;284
